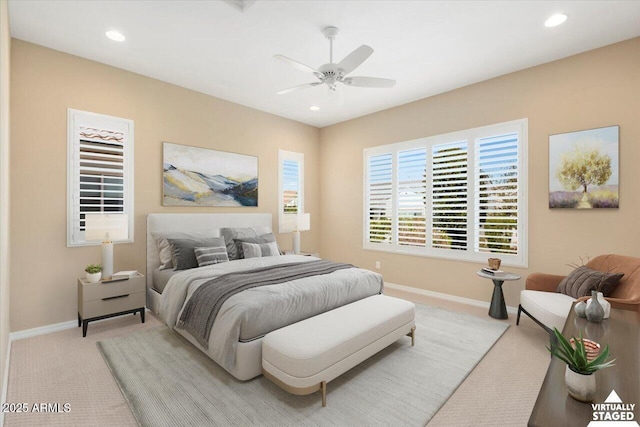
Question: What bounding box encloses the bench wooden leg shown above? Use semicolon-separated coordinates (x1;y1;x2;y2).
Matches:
321;381;326;407
407;326;416;346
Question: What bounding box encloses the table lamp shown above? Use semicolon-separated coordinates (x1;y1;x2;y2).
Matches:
283;213;310;254
85;213;128;279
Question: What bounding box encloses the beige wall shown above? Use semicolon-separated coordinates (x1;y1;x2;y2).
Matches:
0;0;11;394
10;40;320;331
320;38;640;308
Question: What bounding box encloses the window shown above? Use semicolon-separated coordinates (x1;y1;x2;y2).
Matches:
67;109;134;246
364;119;528;267
278;150;304;232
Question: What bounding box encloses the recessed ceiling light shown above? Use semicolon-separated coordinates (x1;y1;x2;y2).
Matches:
545;13;567;27
106;30;126;42
309;106;320;111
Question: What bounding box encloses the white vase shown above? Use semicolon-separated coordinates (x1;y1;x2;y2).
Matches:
587;291;611;319
86;272;102;283
565;365;596;402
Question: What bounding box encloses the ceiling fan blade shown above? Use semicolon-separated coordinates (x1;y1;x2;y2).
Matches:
274;54;319;74
337;45;374;75
343;76;396;88
276;82;321;95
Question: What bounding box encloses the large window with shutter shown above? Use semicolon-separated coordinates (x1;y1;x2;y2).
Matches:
67;109;134;246
364;119;527;267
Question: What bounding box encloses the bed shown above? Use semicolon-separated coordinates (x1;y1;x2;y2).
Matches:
146;213;384;380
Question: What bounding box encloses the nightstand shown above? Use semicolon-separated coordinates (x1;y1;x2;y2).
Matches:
77;273;146;337
285;251;320;257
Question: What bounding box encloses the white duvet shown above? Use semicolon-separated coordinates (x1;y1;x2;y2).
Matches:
159;255;384;373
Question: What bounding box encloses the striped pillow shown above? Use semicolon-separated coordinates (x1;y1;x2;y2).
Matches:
233;233;279;259
194;246;229;267
241;241;280;258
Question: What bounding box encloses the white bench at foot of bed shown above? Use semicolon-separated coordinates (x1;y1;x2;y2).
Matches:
262;295;416;407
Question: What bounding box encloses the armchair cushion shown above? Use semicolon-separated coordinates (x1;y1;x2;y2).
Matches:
520;290;575;332
556;266;624;298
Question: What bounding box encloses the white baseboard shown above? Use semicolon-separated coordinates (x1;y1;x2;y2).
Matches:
9;308;152;342
384;282;518;315
9;319;77;342
1;339;11;427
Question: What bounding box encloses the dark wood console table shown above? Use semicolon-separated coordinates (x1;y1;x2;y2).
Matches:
528;306;640;427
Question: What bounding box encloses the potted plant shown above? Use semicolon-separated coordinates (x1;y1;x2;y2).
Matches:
85;264;102;283
548;328;615;402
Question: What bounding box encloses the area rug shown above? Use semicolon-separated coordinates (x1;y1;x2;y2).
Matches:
97;304;508;427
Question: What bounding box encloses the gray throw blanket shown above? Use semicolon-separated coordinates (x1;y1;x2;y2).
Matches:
177;260;353;348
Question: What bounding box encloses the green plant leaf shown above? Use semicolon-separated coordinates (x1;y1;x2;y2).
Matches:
548;328;614;373
586;345;615;371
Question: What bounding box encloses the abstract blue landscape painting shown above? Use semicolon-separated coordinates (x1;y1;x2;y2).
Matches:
163;142;258;206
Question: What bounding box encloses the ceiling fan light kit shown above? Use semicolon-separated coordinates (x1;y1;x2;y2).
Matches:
275;26;396;95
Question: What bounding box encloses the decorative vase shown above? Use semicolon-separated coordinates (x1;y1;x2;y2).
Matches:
565;366;596;402
587;292;611;319
574;301;587;318
86;272;102;283
488;258;501;270
586;290;605;323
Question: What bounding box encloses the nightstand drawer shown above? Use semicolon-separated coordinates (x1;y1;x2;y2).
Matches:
81;291;145;319
81;277;145;301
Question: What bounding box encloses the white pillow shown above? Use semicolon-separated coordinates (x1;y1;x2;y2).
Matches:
152;230;220;270
241;241;280;258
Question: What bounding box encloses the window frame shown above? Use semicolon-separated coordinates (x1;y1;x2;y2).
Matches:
278;150;304;233
363;118;528;267
66;109;134;247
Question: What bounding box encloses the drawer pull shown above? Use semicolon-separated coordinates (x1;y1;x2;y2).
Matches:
102;294;130;301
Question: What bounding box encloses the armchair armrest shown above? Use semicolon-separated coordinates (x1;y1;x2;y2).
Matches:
575;296;639;312
605;297;640;312
526;273;565;292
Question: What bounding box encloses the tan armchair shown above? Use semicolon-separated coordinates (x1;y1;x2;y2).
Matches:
517;254;640;334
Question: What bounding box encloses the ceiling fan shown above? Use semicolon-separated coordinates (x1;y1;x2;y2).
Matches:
275;26;396;95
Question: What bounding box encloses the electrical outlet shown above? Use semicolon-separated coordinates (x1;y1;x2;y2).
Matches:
375;261;381;270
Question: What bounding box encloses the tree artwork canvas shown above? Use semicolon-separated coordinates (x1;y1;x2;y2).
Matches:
163;142;258;207
549;126;619;209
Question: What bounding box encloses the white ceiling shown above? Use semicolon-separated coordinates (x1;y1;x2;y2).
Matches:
8;1;640;128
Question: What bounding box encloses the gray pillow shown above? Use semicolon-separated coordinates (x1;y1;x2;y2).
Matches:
153;230;219;270
233;233;278;259
194;246;229;267
241;241;280;258
557;266;624;298
168;237;226;270
220;227;270;260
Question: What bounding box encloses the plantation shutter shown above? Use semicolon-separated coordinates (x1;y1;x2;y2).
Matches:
363;119;526;266
474;132;519;255
282;159;300;214
431;141;468;250
366;153;393;244
68;110;133;246
397;148;427;247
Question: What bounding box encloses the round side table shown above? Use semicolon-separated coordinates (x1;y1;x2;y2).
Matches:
476;270;521;319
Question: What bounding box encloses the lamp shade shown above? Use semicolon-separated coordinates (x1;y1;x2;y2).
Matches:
85;213;129;242
297;213;310;232
282;213;310;232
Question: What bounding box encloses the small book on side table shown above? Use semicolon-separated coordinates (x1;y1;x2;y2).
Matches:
111;270;139;279
481;267;505;275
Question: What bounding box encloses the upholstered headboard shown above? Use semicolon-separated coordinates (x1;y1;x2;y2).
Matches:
146;213;272;288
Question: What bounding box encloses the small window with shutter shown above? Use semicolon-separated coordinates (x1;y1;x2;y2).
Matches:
67;109;134;247
278;150;304;233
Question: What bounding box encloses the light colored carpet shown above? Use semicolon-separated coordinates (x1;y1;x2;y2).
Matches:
97;304;508;427
4;313;159;427
4;292;549;427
